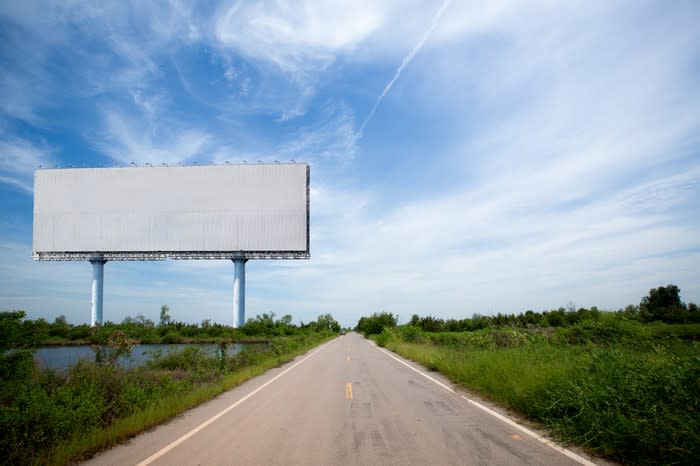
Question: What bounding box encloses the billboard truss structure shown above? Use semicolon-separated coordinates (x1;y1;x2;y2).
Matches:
32;250;310;261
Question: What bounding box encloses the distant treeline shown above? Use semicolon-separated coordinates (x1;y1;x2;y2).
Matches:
357;284;699;334
1;309;341;347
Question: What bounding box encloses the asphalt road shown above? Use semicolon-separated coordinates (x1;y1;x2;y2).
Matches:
85;332;601;465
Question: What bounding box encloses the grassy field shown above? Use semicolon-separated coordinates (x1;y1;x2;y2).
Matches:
1;331;335;465
371;319;700;465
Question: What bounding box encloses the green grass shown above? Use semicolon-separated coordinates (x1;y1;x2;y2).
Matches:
1;333;335;465
44;352;307;465
373;325;700;465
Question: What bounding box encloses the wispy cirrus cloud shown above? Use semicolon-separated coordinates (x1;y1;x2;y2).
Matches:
279;103;359;163
92;107;212;165
209;102;359;170
0;135;54;193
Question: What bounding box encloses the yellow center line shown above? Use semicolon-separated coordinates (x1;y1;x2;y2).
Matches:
345;382;353;400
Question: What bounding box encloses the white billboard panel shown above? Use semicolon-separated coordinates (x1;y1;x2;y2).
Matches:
32;164;310;260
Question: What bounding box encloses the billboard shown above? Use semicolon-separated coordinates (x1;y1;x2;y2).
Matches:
33;163;310;260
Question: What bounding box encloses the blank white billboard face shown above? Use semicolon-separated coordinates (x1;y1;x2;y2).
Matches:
33;164;309;260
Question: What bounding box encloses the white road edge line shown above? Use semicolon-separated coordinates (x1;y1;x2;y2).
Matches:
136;339;334;466
371;342;597;466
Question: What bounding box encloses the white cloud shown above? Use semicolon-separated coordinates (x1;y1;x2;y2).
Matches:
0;241;88;321
209;102;359;167
0;72;47;125
215;0;385;74
0;136;54;193
280;103;359;162
211;0;392;119
94;107;212;165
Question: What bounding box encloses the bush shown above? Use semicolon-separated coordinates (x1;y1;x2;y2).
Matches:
147;347;214;373
356;312;397;335
399;325;425;343
556;318;648;346
161;331;183;344
374;328;396;347
535;345;700;463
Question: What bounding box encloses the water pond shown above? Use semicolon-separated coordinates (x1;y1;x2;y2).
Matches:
34;343;255;371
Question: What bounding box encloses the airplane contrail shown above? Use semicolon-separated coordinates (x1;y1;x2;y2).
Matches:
358;0;452;138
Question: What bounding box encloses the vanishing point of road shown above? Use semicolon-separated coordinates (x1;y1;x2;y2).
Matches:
85;333;602;465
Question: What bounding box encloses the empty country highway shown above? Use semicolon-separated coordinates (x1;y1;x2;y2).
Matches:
85;333;602;465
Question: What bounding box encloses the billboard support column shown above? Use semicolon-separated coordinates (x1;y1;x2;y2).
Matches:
233;258;247;328
90;259;107;326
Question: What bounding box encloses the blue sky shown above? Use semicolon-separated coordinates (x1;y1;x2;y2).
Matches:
1;1;699;328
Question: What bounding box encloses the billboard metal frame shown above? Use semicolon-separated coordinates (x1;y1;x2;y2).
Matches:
32;250;310;261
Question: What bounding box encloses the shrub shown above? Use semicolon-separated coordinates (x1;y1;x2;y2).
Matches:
161;331;183;344
374;328;396;347
356;312;397;335
399;325;425;343
535;345;700;463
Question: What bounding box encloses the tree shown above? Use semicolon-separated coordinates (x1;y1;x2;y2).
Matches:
418;315;445;332
159;305;171;326
639;284;686;323
279;314;293;326
49;315;70;338
356;312;397;335
688;302;700;323
241;313;276;335
0;311;27;351
0;311;34;381
135;313;155;327
314;314;340;333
